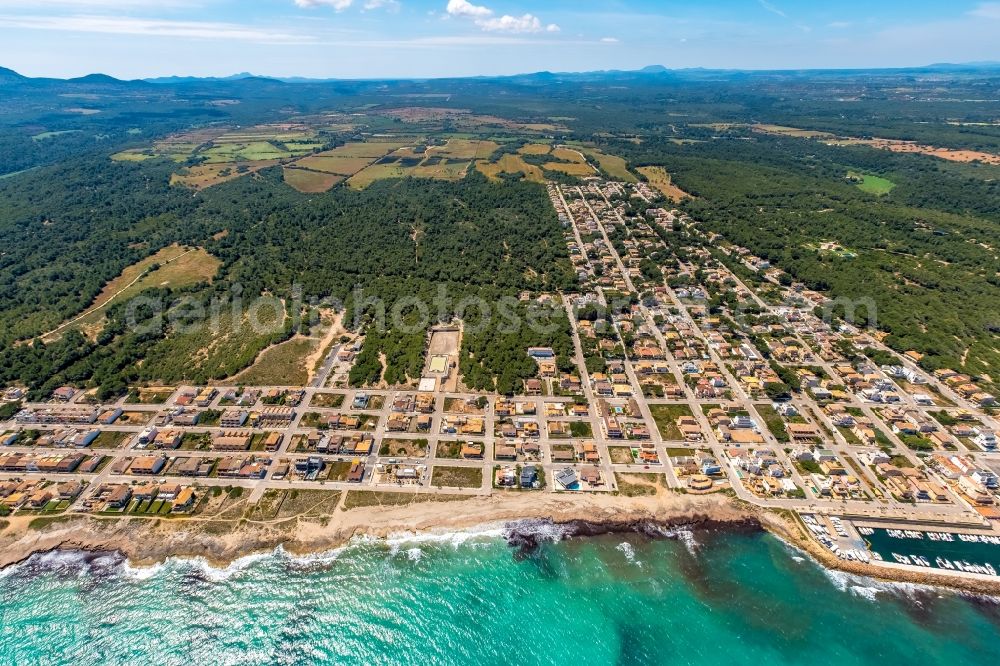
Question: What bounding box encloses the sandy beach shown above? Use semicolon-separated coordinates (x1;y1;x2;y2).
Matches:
0;492;746;567
2;490;999;597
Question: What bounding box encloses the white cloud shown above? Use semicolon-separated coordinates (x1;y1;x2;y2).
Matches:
476;13;534;32
758;0;786;18
969;2;1000;19
600;36;618;43
295;0;353;9
446;0;491;18
1;0;196;7
363;0;400;9
0;14;312;43
827;21;851;29
444;1;557;33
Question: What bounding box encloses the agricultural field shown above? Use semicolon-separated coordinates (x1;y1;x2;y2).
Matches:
282;168;343;193
476;153;544;183
346;139;486;189
518;143;552;155
428;138;498;160
116;124;325;189
752;124;836;139
543;161;595;177
637;166;692;202
171;160;280;189
373;107;565;133
550;146;587;163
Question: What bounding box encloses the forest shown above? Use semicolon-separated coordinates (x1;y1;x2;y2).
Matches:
0;153;574;396
1;63;998;393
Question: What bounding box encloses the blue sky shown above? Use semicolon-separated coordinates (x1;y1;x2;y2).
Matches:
1;0;999;79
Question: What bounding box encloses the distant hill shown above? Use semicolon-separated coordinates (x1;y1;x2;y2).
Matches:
66;73;124;84
0;61;999;88
0;66;27;84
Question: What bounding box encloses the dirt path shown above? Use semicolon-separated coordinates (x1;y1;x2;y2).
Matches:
304;311;345;383
39;248;195;342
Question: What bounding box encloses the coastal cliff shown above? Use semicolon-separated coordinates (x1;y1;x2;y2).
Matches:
2;490;999;596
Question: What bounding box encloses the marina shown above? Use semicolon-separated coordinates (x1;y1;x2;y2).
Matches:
860;526;1000;577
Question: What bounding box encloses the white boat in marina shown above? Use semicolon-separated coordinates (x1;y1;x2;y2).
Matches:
936;557;952;569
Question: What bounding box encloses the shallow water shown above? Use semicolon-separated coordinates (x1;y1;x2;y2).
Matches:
1;524;998;665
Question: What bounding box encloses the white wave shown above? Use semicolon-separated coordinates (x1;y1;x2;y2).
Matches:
771;531;953;602
176;550;276;583
649;525;698;556
120;559;167;581
406;548;423;562
820;563;938;603
616;541;643;567
503;518;575;544
383;523;509;550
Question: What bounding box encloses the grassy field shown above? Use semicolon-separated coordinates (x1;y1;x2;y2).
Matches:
293;156;374;175
649;403;694;440
429;138;498;160
290;141;406;180
347;156;472;189
310;392;345;408
110;151;156;162
608;446;634;464
550;146;586;163
544;161;595;176
752;124;836;139
435;440;462;459
847;171;896;195
43;245;220;341
346;161;411;189
637;166;691;202
431;465;483;488
579;147;637;182
283;167;343;193
126;387;174;404
615;472;668;497
755;404;789;443
139;299;288;382
343;490;472;510
171;160;281;189
201;141;292;163
518;143;552;155
380;438;429;457
229;335;317;385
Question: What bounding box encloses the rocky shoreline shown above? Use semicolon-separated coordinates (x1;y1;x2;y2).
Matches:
1;492;999;597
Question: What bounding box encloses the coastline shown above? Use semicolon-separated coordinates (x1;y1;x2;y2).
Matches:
2;491;1000;596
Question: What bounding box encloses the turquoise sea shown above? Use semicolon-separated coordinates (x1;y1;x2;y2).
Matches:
2;522;1000;665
